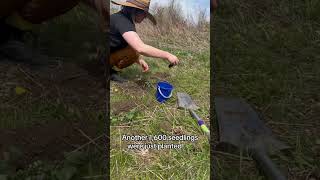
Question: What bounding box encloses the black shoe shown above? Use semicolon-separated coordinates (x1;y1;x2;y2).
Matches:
110;70;127;83
0;40;53;66
0;23;51;67
0;20;46;64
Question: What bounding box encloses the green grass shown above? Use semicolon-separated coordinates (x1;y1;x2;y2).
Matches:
213;0;320;179
110;4;210;178
110;24;210;179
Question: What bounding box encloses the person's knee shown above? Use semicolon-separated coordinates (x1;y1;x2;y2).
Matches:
110;46;141;69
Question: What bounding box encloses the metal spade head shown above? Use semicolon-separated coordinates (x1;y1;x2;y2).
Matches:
177;92;199;110
214;97;289;154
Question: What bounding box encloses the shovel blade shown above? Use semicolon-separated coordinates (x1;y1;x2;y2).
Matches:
214;97;289;154
177;92;199;110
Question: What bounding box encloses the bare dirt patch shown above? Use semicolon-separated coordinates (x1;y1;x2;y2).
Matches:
152;72;170;80
111;80;147;97
111;101;137;116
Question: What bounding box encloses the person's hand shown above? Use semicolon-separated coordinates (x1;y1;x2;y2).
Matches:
167;54;179;67
137;59;149;72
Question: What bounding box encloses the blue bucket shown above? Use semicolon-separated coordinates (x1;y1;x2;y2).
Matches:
156;81;173;103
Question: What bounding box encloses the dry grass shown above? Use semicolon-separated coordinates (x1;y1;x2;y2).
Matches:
136;1;210;53
110;1;210;53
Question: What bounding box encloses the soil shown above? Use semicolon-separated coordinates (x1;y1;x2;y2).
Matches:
110;74;160;115
111;80;147;96
152;72;171;81
111;101;137;116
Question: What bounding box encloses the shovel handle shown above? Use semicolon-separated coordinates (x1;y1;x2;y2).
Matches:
189;110;210;139
250;149;287;180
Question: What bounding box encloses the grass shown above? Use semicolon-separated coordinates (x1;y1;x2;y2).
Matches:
110;49;210;179
213;0;320;179
110;1;210;179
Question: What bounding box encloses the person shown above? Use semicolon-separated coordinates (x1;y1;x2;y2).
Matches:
109;0;179;82
0;0;108;64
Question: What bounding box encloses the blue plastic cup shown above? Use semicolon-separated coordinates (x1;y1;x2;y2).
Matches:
156;81;173;103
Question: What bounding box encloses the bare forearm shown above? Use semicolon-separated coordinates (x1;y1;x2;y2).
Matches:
123;31;179;65
138;44;170;60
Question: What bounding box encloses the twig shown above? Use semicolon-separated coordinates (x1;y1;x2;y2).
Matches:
68;133;105;154
2;96;23;107
76;128;104;152
212;150;252;161
81;174;108;179
18;67;45;89
268;121;320;127
60;73;87;83
58;137;78;149
110;125;131;128
116;118;152;126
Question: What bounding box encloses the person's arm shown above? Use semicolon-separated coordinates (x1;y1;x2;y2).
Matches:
122;31;179;65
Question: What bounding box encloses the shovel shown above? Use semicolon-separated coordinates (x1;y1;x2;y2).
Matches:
177;92;210;139
214;97;290;180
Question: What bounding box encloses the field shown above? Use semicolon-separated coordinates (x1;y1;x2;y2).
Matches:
110;2;210;179
0;1;210;179
213;0;320;179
